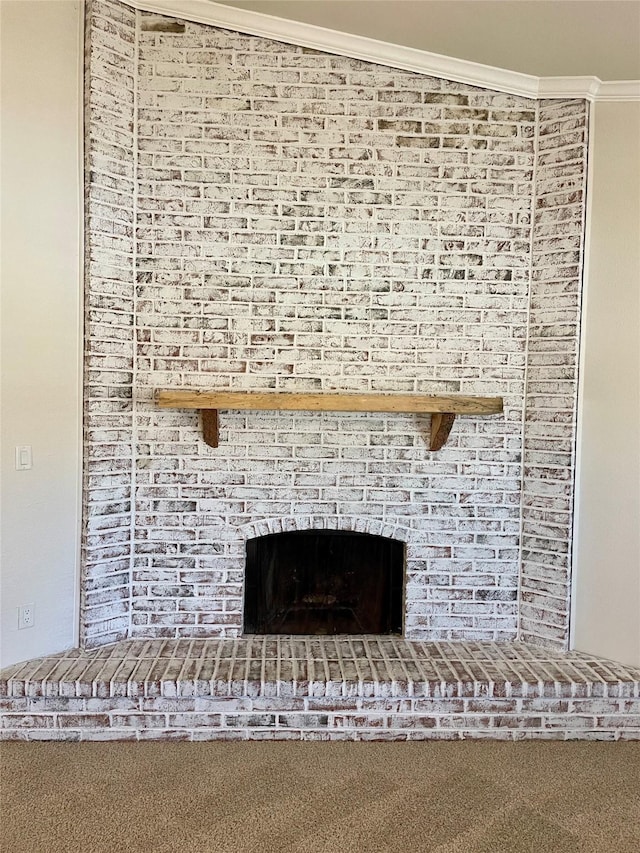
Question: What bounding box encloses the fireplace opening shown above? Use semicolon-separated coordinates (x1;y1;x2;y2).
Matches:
244;530;404;635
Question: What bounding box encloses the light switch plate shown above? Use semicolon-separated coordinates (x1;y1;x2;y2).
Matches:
15;446;32;470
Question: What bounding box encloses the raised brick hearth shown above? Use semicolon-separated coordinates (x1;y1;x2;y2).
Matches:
2;640;639;741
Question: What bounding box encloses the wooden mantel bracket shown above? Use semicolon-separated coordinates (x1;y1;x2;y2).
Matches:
429;412;457;451
201;409;219;448
155;390;504;451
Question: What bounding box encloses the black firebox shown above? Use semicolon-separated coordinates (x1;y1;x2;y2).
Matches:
244;530;404;635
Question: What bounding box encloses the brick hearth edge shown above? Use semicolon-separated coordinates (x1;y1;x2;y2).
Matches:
2;640;639;741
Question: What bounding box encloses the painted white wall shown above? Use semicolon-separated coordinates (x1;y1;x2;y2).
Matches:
572;101;640;667
0;0;83;667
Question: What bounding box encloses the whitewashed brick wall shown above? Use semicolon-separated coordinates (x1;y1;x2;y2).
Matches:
520;99;588;647
83;1;588;649
82;0;136;646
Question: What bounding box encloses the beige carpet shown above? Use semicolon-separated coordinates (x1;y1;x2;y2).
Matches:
1;742;639;852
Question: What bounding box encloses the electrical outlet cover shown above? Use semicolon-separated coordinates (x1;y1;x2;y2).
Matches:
18;604;35;629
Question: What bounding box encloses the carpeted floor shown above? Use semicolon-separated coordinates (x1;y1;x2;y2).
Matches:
1;742;639;852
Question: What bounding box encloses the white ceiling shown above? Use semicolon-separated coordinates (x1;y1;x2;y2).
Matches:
215;0;640;81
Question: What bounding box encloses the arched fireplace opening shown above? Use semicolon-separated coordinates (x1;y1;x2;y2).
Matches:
244;530;404;635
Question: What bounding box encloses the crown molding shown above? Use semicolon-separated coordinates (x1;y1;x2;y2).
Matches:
595;80;640;102
124;0;640;103
537;77;640;102
537;77;602;101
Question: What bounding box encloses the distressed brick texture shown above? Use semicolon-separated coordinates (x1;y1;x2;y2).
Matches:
83;2;588;648
2;640;639;741
82;0;136;646
520;100;588;648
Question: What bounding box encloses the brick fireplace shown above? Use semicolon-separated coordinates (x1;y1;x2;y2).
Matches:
82;0;587;654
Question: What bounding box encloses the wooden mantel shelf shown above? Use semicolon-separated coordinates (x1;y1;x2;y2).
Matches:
155;390;503;451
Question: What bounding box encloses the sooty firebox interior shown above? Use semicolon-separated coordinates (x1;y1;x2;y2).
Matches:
244;530;404;635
